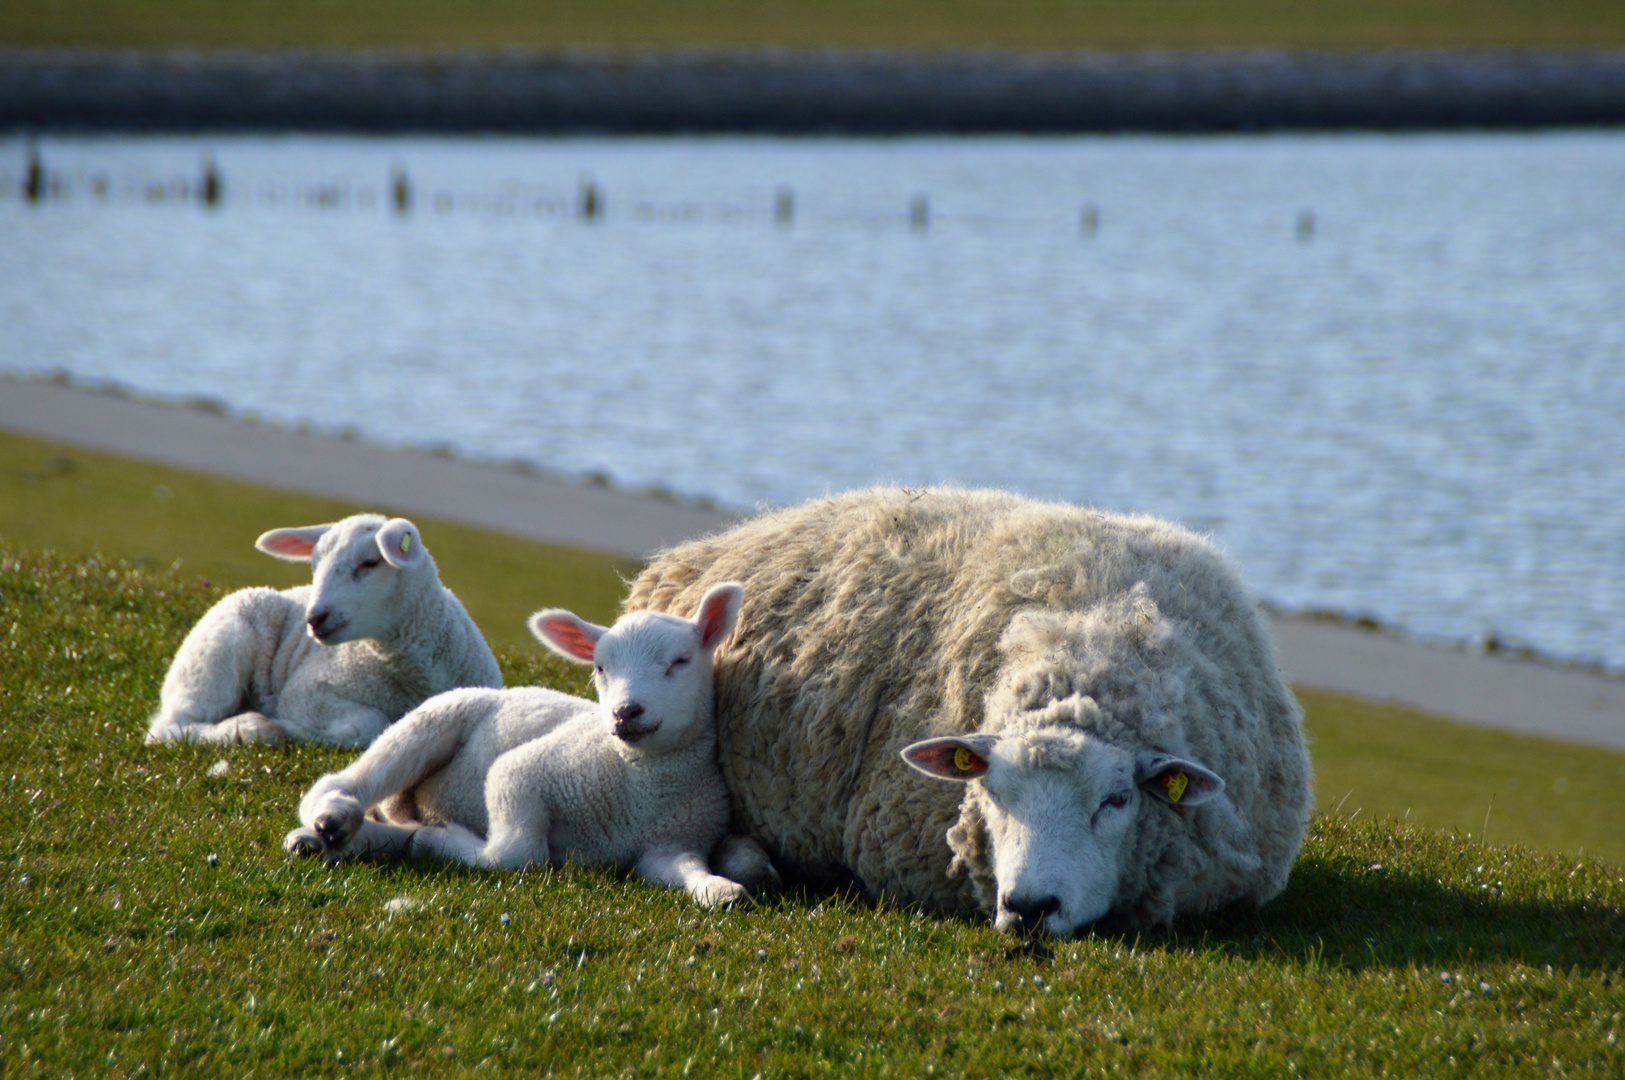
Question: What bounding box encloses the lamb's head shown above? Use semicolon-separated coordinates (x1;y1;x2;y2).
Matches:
256;514;433;645
529;582;743;756
902;729;1225;936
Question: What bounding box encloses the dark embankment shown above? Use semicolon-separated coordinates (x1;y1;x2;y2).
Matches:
4;48;1625;133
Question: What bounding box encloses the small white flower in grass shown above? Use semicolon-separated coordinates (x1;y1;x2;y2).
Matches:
205;853;218;867
207;759;230;778
499;912;510;926
384;896;420;916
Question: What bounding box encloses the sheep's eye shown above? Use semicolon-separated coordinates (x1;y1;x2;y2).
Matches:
354;558;381;578
1102;792;1130;810
666;653;692;675
593;664;605;677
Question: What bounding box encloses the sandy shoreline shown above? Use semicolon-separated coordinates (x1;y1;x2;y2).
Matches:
4;374;1622;751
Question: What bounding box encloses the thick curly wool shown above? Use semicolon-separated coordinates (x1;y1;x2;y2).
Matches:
623;487;1312;926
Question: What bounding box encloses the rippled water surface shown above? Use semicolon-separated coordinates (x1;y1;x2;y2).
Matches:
4;132;1624;666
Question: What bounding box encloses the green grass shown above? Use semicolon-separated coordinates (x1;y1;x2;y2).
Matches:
0;426;638;651
1302;688;1625;868
2;541;1623;1077
6;0;1625;51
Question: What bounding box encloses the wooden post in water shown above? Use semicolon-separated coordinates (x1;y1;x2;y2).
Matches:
775;186;794;225
392;164;412;214
1297;209;1316;242
910;194;929;231
579;176;602;221
1081;203;1099;237
200;154;222;208
23;142;43;202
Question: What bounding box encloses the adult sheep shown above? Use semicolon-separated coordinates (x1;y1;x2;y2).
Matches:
622;487;1312;935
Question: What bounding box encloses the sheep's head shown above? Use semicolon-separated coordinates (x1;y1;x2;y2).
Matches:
530;582;743;757
902;582;1235;936
902;729;1225;936
256;514;430;645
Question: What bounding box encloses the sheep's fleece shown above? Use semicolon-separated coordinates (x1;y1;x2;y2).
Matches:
623;487;1313;928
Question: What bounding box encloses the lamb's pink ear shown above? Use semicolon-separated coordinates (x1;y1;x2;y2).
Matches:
901;735;999;782
528;609;607;664
694;582;744;652
255;524;331;562
376;518;424;569
1136;753;1225;807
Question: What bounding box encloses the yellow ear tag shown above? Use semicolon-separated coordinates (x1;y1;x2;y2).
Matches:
953;747;975;773
400;533;412;553
1163;771;1189;804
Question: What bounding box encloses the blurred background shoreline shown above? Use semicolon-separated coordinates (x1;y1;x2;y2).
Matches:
5;48;1625;134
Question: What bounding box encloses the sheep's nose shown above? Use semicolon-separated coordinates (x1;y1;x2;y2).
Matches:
307;609;333;636
1003;894;1061;934
612;703;645;723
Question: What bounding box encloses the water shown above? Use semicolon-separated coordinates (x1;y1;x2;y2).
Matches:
4;132;1624;668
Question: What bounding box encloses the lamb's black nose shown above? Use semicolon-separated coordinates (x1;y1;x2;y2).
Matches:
1003;894;1061;934
307;609;333;637
613;703;644;723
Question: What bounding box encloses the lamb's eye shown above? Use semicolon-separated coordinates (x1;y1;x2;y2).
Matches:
354;558;381;578
666;654;692;675
593;664;605;677
1103;792;1130;809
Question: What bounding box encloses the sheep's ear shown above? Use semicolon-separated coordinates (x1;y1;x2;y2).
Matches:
376;518;424;569
901;735;999;782
694;582;744;653
255;524;331;562
528;609;607;664
1135;753;1225;807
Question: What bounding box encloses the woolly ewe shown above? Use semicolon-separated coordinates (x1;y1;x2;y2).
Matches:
146;514;501;747
283;583;762;908
623;487;1313;934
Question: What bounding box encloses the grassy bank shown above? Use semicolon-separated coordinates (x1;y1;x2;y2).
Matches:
0;427;637;650
2;541;1622;1077
5;0;1624;52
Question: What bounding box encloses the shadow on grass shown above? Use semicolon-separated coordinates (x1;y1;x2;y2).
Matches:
1137;851;1625;974
739;847;1624;976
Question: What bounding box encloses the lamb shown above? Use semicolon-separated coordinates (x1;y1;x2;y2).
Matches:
146;514;502;748
622;486;1313;934
281;582;757;908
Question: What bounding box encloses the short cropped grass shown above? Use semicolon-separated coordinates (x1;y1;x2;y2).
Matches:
5;0;1625;52
1;542;1622;1077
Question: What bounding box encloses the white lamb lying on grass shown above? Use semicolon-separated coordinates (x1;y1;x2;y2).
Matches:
283;582;759;908
146;514;502;748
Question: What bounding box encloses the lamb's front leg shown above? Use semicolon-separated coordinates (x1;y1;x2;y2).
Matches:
160;710;290;746
295;692;484;849
637;847;748;909
285;817;421;863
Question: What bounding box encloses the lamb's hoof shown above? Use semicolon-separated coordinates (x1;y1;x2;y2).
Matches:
311;792;364;848
285;826;327;859
696;878;751;910
220;713;288;747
